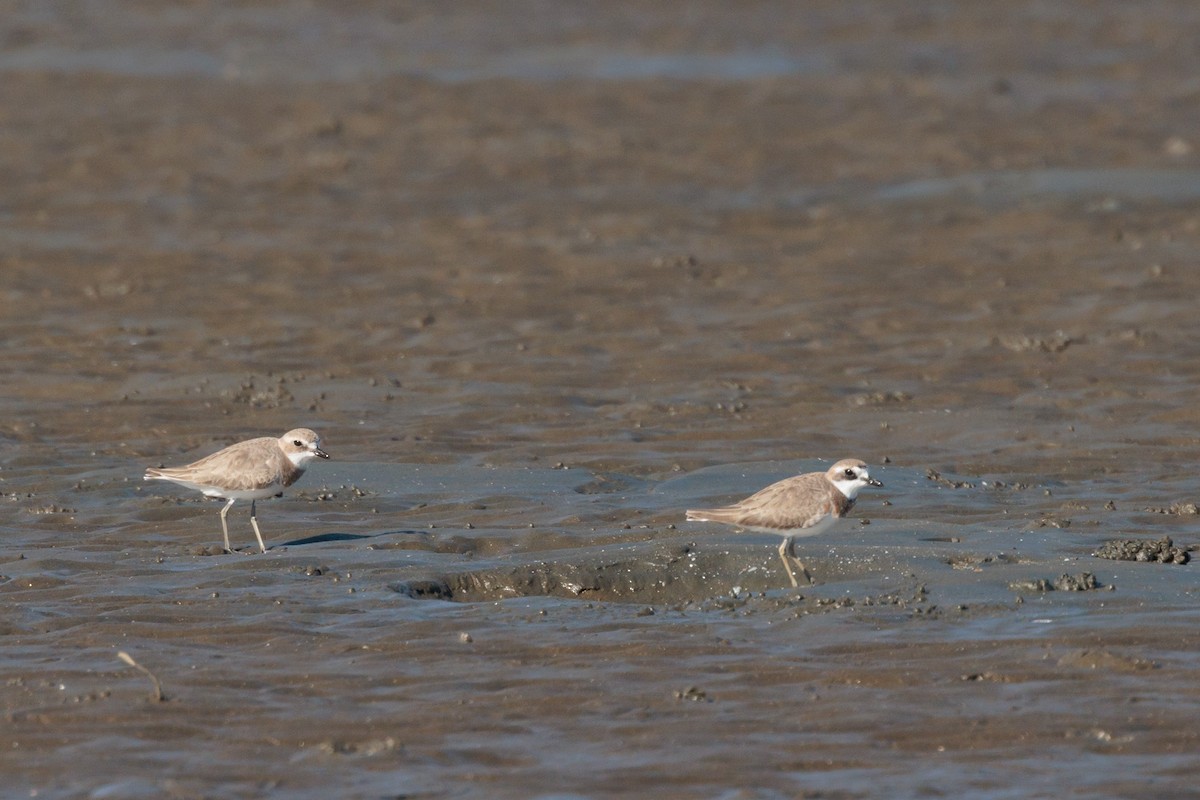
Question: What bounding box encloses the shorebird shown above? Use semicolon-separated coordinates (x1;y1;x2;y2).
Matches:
144;428;330;553
686;458;883;586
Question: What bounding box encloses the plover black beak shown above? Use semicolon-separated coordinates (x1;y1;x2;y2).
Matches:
867;477;883;487
314;446;331;459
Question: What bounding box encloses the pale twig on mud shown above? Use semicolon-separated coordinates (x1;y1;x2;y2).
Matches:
117;651;167;702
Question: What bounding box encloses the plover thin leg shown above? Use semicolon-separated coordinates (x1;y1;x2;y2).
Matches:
786;537;813;585
219;498;236;553
777;537;800;587
248;499;268;554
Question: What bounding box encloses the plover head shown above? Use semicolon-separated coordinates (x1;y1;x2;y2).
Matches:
280;428;330;466
826;458;883;499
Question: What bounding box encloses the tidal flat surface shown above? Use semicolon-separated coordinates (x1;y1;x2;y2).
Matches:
3;2;1200;798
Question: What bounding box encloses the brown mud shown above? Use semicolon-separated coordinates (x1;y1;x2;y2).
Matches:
4;2;1200;798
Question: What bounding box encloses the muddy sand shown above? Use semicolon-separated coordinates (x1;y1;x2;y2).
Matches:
3;2;1200;798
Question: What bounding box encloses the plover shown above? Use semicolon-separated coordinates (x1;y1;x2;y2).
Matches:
686;458;883;586
144;428;330;554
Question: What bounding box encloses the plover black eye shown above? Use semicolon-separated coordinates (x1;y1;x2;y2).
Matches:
293;440;303;447
844;468;856;478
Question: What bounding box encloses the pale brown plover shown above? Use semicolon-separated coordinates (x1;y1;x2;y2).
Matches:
144;428;330;554
686;458;883;586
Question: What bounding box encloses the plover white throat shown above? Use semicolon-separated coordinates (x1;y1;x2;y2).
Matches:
685;458;883;587
144;428;330;554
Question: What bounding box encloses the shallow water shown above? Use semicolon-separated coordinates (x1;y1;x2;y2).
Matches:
4;2;1200;798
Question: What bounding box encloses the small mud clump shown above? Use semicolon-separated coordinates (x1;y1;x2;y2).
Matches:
1054;572;1100;591
1010;572;1100;592
1143;502;1200;516
995;331;1075;353
925;468;976;489
390;579;454;599
1093;536;1189;564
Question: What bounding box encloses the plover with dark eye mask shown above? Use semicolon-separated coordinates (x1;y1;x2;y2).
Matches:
144;428;330;554
686;458;883;587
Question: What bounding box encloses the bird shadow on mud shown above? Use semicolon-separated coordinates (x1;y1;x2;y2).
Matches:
275;530;424;548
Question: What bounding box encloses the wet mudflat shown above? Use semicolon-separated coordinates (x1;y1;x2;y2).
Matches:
4;2;1200;798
